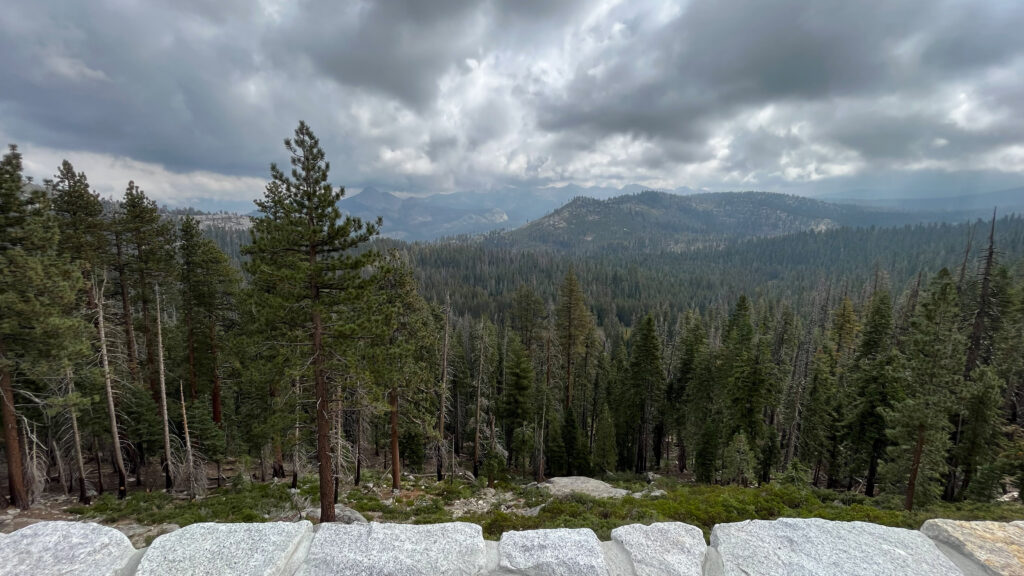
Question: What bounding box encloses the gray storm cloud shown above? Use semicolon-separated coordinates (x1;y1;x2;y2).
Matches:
1;0;1023;205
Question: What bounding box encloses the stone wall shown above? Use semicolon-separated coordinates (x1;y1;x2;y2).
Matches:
0;517;1022;575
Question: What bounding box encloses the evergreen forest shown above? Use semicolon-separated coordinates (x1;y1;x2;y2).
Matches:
2;122;1023;532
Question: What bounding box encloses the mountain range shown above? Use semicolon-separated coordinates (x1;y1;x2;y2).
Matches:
337;185;1020;242
336;184;694;241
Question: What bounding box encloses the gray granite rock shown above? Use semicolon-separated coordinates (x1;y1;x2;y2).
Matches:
921;519;1024;576
499;527;609;576
0;520;136;576
135;521;312;576
299;521;485;575
708;518;964;576
540;476;629;499
611;522;706;576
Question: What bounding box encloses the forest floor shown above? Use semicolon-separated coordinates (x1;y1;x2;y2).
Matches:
3;462;1023;543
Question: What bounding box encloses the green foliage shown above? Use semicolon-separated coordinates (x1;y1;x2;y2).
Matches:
722;433;757;486
463;482;1024;540
69;482;295;526
592;403;617;474
882;269;961;509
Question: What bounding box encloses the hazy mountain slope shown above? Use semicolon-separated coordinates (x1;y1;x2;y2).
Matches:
503;191;933;252
335;184;688;240
823;187;1024;214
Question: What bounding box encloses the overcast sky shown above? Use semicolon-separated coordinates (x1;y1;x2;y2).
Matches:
2;0;1024;207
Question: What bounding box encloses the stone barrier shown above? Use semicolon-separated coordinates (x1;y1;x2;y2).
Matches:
1;517;1022;575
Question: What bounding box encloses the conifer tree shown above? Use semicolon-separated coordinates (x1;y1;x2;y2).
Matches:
592;402;617;474
366;257;435;490
557;269;592;408
847;288;896;497
500;334;533;469
245;121;380;520
882;269;961;510
120;182;176;398
0;145;82;508
628;315;665;473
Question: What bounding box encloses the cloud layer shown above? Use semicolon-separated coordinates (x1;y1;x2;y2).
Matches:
2;0;1023;206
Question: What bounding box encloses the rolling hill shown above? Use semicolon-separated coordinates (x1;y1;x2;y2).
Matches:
501;191;941;252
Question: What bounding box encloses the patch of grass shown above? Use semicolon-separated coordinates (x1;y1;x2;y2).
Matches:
69;482;296;527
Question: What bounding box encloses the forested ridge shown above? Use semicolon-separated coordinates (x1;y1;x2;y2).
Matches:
2;122;1023;529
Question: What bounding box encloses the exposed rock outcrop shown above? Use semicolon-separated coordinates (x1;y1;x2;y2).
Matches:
539;476;629;499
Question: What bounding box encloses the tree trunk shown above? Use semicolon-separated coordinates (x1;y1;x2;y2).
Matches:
865;438;882;497
537;332;552;482
133;235;158;400
312;303;335;521
437;296;450;482
92;436;104;495
390;389;400;491
154;284;173;492
96;276;127;499
677;437;687;472
905;425;925;511
473;324;484;479
186;311;197;401
210;322;222;424
66;367;90;504
179;382;196;499
355;407;362;487
0;337;29;509
113;231;139;385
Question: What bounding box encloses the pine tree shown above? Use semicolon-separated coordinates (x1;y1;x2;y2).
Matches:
366;257;435;490
847;288;896;497
177;216;238;420
592;402;617;474
628;315;665;473
500;334;533;469
120;182;176;398
245;121;380;521
882;269;961;510
557;269;592;408
0;145;83;508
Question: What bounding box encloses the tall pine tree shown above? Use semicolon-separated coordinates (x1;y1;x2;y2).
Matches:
245;121;380;521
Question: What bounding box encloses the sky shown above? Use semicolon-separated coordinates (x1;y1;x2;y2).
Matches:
2;0;1024;208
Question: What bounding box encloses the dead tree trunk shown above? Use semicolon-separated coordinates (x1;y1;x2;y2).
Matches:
96;274;127;499
179;382;197;499
154;284;173;492
66;367;90;504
